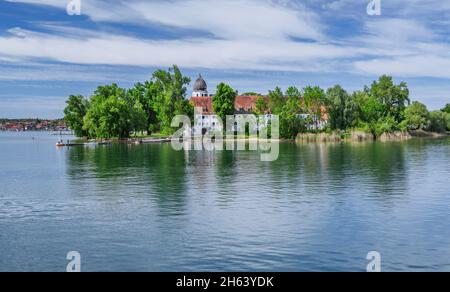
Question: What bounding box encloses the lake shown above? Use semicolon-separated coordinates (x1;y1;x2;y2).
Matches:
1;131;450;271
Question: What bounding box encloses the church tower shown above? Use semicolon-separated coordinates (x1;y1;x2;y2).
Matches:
192;74;209;97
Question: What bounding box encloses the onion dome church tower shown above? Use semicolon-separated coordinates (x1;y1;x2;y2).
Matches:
192;74;209;97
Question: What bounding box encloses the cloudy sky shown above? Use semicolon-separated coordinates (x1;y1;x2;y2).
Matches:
1;0;450;118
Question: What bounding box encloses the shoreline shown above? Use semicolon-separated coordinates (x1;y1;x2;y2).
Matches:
59;131;449;147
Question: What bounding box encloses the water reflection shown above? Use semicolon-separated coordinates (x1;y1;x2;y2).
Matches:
3;132;450;271
66;144;189;216
59;139;450;271
66;141;411;208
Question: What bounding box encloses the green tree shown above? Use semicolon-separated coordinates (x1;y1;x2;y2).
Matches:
254;96;268;116
428;111;448;133
366;75;410;122
374;116;399;137
325;85;356;130
401;101;430;131
350;90;389;136
280;87;305;138
361;96;385;124
83;84;146;139
268;87;284;115
446;113;450;131
152;66;192;135
303;86;326;129
64;95;90;137
441;104;450;114
127;82;159;134
212;83;237;121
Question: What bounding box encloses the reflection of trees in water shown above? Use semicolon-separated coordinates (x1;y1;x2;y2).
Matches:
66;144;189;216
324;142;409;201
214;150;239;203
263;141;409;202
66;141;414;210
347;142;407;184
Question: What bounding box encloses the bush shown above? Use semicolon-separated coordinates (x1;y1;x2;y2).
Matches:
402;101;430;131
428;111;447;133
374;116;399;137
442;104;450;114
445;112;450;131
280;116;306;139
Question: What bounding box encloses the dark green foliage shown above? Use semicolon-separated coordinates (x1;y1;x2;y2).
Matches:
65;66;192;138
212;83;237;121
401;101;430;131
64;95;90;137
441;104;450;114
428;111;448;133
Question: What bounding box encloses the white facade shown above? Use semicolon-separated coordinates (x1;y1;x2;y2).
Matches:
192;90;209;97
192;111;274;137
193;112;222;136
298;114;328;130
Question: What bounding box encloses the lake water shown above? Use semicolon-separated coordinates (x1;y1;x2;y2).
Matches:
1;131;450;272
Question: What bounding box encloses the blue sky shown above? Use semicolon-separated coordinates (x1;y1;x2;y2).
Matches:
1;0;450;118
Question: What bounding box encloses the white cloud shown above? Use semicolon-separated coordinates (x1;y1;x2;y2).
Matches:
0;13;358;72
7;0;325;41
2;0;450;81
354;55;450;79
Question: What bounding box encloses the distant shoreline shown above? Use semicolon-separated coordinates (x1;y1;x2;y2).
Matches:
0;118;67;132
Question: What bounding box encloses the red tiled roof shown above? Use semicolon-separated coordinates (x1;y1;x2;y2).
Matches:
190;94;329;121
190;96;214;114
190;95;262;114
234;95;260;113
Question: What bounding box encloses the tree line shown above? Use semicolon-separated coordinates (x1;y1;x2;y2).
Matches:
243;75;449;139
64;65;193;139
64;67;450;139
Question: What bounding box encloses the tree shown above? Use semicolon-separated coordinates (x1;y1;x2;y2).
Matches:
64;95;89;137
441;104;450;114
127;82;159;134
152;65;192;135
401;101;430;131
374;116;399;137
325;85;355;130
362;95;385;123
366;75;410;122
267;87;284;115
83;84;146;139
280;87;305;138
446;113;450;131
428;111;448;133
254;96;268;116
212;83;237;121
303;86;326;129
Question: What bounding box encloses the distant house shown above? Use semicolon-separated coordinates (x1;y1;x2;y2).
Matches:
189;75;328;135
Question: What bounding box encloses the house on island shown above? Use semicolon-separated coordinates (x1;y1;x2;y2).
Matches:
189;74;328;136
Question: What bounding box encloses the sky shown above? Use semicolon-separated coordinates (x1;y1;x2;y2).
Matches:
1;0;450;118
